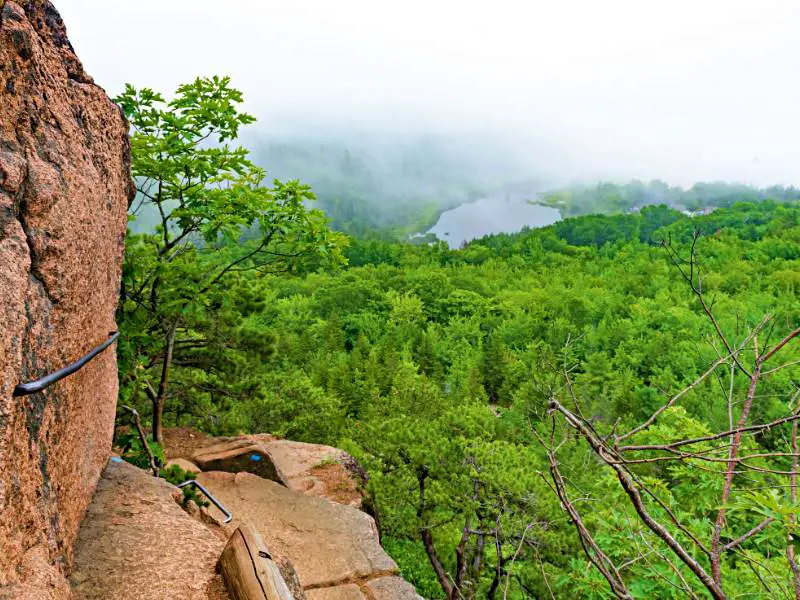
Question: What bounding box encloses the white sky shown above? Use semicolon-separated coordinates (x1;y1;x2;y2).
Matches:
56;0;800;186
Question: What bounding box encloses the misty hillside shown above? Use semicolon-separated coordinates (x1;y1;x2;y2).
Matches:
247;133;548;236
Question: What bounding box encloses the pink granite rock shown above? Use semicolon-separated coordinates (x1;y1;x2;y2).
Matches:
0;1;132;595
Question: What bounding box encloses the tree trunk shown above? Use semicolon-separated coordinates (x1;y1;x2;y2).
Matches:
122;405;159;477
152;320;177;444
487;572;501;600
421;529;455;600
417;467;455;600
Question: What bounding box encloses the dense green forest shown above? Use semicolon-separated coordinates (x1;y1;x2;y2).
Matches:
115;78;800;599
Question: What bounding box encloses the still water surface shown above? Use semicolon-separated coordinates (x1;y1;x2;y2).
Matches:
427;196;562;248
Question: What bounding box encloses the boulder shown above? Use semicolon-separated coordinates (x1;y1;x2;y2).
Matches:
264;440;363;508
192;438;290;485
0;0;131;595
187;435;364;508
69;458;228;600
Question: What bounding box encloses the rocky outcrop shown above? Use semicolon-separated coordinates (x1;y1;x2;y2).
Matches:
0;1;132;596
304;578;421;600
363;577;421;600
195;472;420;600
179;432;364;508
303;578;421;600
162;430;420;598
192;438;291;486
263;440;364;508
69;459;228;600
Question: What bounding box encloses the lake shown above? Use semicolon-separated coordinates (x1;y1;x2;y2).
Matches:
426;196;562;248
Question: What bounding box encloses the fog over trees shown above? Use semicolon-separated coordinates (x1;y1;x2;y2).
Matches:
59;0;800;190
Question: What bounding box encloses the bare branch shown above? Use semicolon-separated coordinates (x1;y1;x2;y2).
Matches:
761;327;800;365
720;518;775;552
619;411;800;453
617;327;758;442
121;405;159;477
546;447;632;599
549;399;725;600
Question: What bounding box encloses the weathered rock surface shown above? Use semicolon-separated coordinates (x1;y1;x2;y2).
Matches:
265;439;363;508
304;577;422;600
69;459;229;600
196;472;398;592
192;438;290;485
0;0;131;596
180;431;364;508
364;577;423;600
305;584;364;600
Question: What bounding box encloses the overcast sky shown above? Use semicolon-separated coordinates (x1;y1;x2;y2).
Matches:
57;0;800;186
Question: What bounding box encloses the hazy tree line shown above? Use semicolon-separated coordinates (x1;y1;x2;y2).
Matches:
540;179;800;217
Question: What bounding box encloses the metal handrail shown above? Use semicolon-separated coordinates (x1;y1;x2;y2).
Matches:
13;331;120;397
178;480;233;523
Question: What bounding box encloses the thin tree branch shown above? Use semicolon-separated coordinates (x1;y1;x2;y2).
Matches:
122;405;159;477
549;399;726;600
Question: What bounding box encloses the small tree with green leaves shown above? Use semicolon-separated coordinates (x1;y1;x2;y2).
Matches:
115;76;346;442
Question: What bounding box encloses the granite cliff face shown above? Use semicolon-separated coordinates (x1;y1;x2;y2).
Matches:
0;1;132;596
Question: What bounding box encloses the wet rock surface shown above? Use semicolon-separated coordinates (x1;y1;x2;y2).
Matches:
0;0;131;596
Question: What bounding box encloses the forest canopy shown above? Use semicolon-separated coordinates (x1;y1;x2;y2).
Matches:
115;78;800;599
